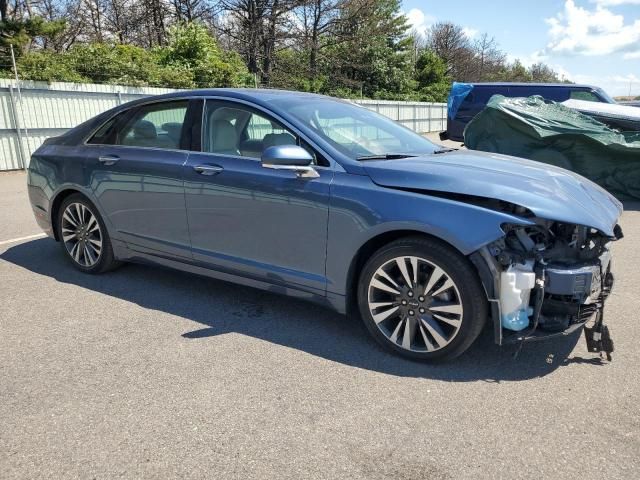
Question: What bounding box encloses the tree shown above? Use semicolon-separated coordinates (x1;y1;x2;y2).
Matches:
415;50;449;102
427;21;473;80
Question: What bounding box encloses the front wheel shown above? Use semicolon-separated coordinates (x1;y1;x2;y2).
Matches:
58;194;119;273
357;237;487;362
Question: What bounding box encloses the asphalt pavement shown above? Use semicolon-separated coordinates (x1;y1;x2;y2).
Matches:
1;170;639;479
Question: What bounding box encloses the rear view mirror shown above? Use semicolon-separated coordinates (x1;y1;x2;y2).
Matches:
261;145;319;178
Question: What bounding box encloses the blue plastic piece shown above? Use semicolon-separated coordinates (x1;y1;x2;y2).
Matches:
447;82;474;120
501;309;531;332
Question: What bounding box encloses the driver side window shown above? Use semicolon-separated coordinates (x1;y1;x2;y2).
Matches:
203;102;297;159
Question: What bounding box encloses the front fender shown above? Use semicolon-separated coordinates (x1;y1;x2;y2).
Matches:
325;172;533;296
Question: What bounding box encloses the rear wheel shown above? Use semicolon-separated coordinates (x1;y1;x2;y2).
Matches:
357;237;487;361
58;194;118;273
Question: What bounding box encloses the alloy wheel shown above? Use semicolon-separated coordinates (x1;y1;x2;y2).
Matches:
367;256;464;353
61;202;103;267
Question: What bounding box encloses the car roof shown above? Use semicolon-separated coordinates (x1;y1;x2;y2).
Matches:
147;88;335;102
469;82;598;89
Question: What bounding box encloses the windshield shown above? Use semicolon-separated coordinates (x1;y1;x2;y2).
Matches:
594;87;616;104
270;97;439;159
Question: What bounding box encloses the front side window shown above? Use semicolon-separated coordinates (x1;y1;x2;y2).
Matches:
92;101;188;149
203;102;299;160
570;90;601;103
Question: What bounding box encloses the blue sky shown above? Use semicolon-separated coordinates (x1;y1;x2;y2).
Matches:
401;0;640;97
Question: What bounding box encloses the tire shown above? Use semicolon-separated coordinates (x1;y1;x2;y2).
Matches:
357;236;487;362
57;193;119;274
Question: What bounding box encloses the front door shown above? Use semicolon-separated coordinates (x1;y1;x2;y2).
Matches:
183;100;333;294
85;100;193;258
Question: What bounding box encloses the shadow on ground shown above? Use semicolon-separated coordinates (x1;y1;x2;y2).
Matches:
2;238;599;382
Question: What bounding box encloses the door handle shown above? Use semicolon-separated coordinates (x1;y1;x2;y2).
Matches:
194;165;224;176
98;155;120;166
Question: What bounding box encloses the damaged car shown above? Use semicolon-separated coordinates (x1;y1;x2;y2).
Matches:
27;89;623;361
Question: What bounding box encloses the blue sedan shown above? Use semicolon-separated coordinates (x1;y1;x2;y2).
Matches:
27;89;623;361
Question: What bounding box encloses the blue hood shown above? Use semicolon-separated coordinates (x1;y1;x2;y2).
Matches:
363;150;623;236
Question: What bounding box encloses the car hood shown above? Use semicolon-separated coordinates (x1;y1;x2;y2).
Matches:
363;150;623;236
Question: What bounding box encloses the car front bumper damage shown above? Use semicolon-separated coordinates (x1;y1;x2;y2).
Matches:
471;228;619;359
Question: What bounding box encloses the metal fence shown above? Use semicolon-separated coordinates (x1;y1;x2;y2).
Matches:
0;79;447;171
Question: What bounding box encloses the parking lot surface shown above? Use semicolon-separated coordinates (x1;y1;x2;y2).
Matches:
1;171;639;479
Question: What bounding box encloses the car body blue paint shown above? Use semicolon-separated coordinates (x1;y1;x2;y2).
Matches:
363;150;623;237
28;88;623;315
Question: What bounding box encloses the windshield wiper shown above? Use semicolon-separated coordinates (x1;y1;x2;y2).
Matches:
432;148;458;154
356;153;418;161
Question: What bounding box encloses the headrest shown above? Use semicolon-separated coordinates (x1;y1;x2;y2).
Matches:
133;120;157;139
210;120;238;153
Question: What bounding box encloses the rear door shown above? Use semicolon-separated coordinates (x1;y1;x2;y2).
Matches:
85;99;197;259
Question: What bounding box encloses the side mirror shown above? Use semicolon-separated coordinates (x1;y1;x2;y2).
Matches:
261;145;319;178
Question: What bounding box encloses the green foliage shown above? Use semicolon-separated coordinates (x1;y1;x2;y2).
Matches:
415;51;450;102
6;23;252;89
158;23;253;88
0;16;66;52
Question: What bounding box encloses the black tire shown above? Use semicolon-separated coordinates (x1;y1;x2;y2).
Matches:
357;236;487;362
57;193;120;274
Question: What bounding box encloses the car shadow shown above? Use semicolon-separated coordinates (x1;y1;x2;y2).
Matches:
2;238;597;382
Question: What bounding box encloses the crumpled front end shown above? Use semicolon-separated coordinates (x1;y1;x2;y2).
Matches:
472;217;623;357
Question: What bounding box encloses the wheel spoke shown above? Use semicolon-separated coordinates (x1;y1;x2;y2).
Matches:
71;242;81;263
88;238;102;250
410;257;418;285
372;305;400;324
63;210;79;228
376;269;401;289
74;204;84;225
423;266;444;296
371;278;401;295
431;313;461;328
396;258;413;287
389;318;405;343
420;316;448;348
83;244;94;265
431;279;454;298
418;323;436;351
429;303;462;315
402;317;417;349
86;215;98;232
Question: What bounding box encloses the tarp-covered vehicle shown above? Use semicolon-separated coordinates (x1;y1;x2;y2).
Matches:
464;95;640;200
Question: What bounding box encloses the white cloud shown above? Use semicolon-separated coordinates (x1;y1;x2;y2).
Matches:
404;8;436;37
590;0;640;5
545;0;640;57
462;27;478;39
569;72;640;96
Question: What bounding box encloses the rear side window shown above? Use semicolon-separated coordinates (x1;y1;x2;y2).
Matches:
89;101;188;149
119;102;188;149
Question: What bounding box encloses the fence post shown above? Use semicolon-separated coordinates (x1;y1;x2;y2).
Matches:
10;45;30;169
8;85;27;169
413;103;418;133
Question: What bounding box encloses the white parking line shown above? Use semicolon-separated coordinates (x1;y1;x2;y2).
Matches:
0;233;47;246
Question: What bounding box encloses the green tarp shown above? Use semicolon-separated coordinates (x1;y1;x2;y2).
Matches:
464;95;640;200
